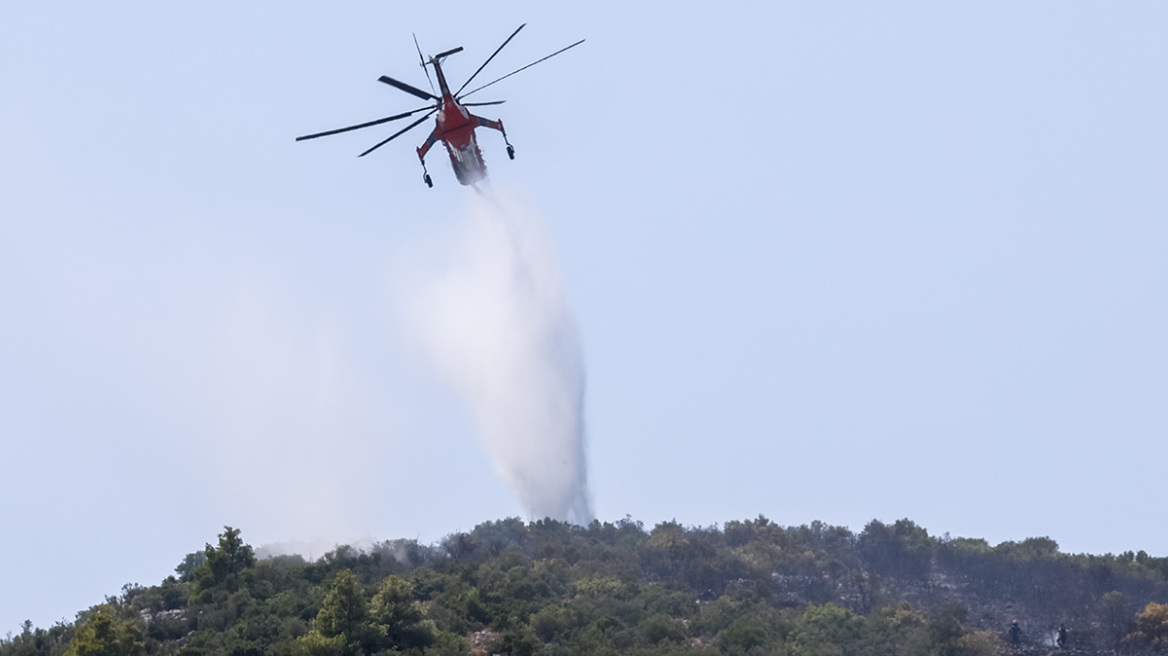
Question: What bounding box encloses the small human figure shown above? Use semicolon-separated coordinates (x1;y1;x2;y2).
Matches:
1009;620;1022;644
1057;623;1068;648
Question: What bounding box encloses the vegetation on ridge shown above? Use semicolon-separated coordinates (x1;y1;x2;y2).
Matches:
4;518;1168;656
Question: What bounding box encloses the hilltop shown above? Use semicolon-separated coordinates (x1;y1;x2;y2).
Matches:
3;518;1167;656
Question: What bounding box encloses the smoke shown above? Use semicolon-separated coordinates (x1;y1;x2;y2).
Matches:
405;188;593;524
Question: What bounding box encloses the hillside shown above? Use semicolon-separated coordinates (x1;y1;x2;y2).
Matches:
3;518;1167;656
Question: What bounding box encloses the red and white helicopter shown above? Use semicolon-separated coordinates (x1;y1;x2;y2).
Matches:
296;24;583;188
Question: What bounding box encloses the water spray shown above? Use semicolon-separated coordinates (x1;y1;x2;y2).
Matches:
410;188;593;523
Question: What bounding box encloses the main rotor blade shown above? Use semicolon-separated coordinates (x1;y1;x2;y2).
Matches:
358;109;436;157
462;100;506;107
460;39;585;98
455;23;526;97
378;75;437;101
295;105;436;141
414;33;436;95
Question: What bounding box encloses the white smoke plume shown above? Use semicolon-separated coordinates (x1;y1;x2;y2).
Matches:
406;188;592;524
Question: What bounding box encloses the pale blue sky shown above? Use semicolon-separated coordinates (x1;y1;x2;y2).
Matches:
2;2;1166;636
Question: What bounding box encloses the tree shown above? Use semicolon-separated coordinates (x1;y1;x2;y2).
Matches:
63;606;144;656
1;620;72;656
315;571;368;638
292;631;344;656
174;552;206;583
787;603;863;656
206;527;256;579
715;617;769;655
1098;590;1131;645
1124;602;1168;652
294;570;374;656
370;575;433;650
858;520;933;580
638;614;687;646
189;527;256;603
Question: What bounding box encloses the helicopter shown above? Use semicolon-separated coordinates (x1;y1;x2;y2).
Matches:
296;24;583;188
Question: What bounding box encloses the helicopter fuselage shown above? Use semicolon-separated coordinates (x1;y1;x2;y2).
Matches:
422;59;491;186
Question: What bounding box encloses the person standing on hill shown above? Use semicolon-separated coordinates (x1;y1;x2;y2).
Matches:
1009;620;1022;644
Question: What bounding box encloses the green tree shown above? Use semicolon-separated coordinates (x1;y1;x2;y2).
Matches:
864;603;931;656
370;575;433;650
369;576;419;626
63;606;144;656
174;552;206;583
2;620;73;656
291;631;344;656
715;617;769;655
787;603;863;656
638;613;687;646
315;571;367;638
189;527;256;603
294;570;373;656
